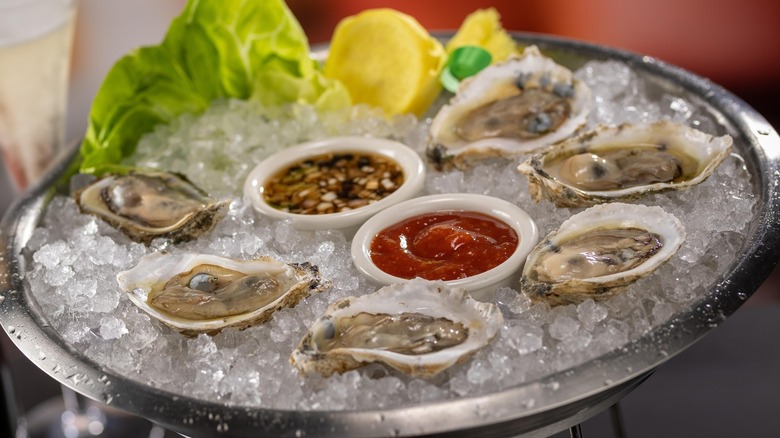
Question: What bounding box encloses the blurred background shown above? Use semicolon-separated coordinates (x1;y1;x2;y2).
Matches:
1;0;779;436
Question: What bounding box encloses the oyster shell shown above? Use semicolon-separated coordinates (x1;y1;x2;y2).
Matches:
517;121;734;207
520;203;684;306
75;170;228;245
117;252;328;336
427;45;592;169
290;279;502;378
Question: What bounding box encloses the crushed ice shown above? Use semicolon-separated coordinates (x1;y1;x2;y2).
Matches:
23;60;756;410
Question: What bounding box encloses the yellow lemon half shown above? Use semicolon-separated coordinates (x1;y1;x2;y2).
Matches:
324;9;446;116
446;8;520;63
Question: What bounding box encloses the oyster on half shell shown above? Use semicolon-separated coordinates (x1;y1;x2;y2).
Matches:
427;45;592;169
290;279;502;378
117;252;328;336
75;170;228;245
520;203;685;306
517;121;734;207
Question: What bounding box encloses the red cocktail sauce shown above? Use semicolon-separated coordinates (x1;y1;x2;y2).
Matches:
369;211;519;281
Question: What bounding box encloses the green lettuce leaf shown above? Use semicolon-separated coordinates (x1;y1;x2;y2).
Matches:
80;0;350;175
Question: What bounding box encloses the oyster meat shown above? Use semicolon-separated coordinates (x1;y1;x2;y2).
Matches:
290;279;502;377
517;121;734;207
75;170;228;245
520;203;685;306
117;252;328;336
427;45;592;169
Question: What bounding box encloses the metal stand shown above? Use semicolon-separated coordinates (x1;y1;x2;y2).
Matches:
610;402;627;437
569;401;627;438
0;334;23;438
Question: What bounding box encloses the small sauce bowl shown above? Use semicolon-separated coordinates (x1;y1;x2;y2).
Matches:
351;193;539;300
243;136;426;235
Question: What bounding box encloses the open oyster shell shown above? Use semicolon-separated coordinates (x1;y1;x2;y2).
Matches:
117;252;328;336
427;45;592;169
517;121;733;207
290;279;502;378
75;170;229;245
520;203;685;306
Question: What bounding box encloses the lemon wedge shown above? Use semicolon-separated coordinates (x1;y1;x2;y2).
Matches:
324;9;446;116
446;8;520;63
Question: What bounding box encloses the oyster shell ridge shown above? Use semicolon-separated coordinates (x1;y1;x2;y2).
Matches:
520;203;685;306
290;279;502;378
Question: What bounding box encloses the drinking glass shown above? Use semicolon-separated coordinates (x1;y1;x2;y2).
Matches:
1;1;79;436
0;0;77;191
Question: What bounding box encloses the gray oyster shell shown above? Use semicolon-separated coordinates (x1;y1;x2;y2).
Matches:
517;121;733;207
117;252;329;336
520;203;685;306
290;279;502;378
427;45;591;170
75;170;228;245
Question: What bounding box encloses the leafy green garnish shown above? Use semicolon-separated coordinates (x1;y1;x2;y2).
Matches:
80;0;349;175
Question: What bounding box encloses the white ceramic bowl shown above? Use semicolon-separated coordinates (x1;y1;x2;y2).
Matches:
351;193;539;300
243;136;426;235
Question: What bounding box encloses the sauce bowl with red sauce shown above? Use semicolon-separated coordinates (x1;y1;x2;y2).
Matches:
351;194;539;300
243;137;426;235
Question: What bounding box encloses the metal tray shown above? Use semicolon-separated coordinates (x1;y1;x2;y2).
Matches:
1;33;779;438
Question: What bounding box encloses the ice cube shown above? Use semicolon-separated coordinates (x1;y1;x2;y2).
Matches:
99;317;128;339
577;300;608;331
549;315;581;340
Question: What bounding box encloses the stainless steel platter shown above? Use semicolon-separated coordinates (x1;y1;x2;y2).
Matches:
1;33;779;438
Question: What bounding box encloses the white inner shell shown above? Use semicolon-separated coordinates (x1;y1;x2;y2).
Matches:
117;252;302;331
430;45;592;157
523;203;686;286
77;173;209;233
522;121;734;199
292;279;503;376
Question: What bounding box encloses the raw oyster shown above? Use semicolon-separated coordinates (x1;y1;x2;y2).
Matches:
520;203;684;306
517;121;733;207
427;45;591;169
290;279;502;377
117;252;328;336
75;170;228;245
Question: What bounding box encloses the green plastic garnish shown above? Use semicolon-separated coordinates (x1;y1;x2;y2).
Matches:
440;46;492;93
